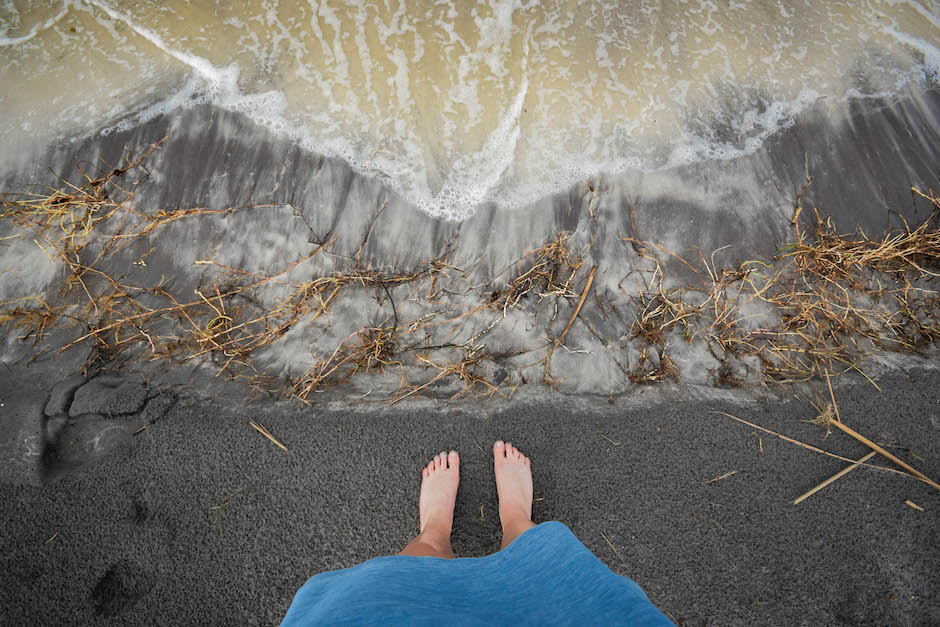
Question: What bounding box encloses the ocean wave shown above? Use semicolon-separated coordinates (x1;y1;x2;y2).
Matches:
5;0;940;221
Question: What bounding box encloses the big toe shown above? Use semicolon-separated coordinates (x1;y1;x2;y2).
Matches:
447;450;460;471
501;443;525;464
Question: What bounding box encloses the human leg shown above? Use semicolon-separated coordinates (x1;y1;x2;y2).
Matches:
399;451;459;559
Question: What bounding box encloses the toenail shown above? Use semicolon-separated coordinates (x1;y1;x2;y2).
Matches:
495;441;504;449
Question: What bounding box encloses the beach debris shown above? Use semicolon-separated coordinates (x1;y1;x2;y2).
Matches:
791;205;803;225
2;140;940;407
791;175;813;225
600;531;619;554
707;470;738;484
628;348;679;384
40;529;61;558
487;231;585;313
721;385;940;504
555;265;597;347
816;377;940;492
821;416;940;492
248;420;288;452
600;531;629;569
905;500;924;511
211;492;240;532
622;193;940;388
715;411;927;484
793;451;876;505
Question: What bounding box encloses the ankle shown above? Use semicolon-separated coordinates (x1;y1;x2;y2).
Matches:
499;503;531;526
499;518;537;549
418;524;452;551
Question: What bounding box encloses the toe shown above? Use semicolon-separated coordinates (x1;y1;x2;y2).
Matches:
448;450;459;470
440;451;448;468
423;467;430;479
427;459;435;473
494;441;505;460
524;456;531;467
506;443;513;457
433;454;441;471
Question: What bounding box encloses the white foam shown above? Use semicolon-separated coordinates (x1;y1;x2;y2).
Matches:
0;1;70;46
416;78;528;221
664;89;820;169
83;0;239;96
880;26;940;77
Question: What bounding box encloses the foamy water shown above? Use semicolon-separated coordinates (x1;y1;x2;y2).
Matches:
1;0;939;219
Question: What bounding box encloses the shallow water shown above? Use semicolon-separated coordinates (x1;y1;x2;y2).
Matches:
1;0;939;218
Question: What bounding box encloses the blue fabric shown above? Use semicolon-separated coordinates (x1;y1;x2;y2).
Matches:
281;522;673;625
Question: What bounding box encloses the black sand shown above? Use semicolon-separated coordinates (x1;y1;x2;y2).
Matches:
1;367;938;626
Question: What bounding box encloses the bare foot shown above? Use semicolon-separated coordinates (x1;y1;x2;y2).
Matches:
419;451;460;536
398;451;460;558
494;441;536;549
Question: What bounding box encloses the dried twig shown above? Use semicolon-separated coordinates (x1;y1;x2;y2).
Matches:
825;376;940;491
249;419;288;452
707;470;738;484
715;411;935;487
793;451;876;505
556;265;597;347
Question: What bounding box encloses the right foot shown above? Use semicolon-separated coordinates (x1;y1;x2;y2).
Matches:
494;441;535;547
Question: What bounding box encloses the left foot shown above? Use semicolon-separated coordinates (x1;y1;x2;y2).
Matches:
419;451;460;541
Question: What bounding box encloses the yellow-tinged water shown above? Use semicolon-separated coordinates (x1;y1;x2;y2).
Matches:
1;0;939;218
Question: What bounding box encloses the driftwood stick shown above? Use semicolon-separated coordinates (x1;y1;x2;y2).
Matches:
827;419;940;491
556;265;597;347
826;375;940;491
249;419;288;452
715;411;928;484
793;451;876;505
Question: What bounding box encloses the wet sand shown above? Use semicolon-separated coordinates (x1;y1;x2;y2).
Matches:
0;366;938;625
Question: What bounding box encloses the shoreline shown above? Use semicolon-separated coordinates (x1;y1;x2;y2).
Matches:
1;149;939;403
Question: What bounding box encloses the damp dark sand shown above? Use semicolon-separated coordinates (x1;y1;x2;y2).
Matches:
0;365;938;625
